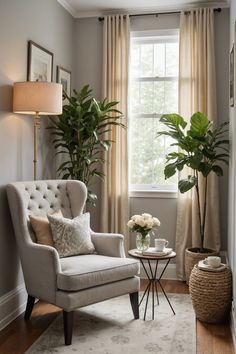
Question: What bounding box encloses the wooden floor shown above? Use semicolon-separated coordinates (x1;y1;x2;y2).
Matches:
0;280;234;354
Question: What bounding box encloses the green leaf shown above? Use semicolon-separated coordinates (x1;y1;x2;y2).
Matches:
160;114;187;129
198;162;212;177
178;176;197;193
164;163;177;179
100;140;111;150
190;112;211;137
188;151;203;169
212;165;223;176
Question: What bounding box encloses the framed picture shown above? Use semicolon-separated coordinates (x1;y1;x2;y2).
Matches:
27;40;53;82
230;44;234;107
57;66;71;98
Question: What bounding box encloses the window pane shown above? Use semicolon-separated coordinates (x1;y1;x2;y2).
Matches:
153;82;165;113
140;44;153;77
130;117;154;185
154;43;165;77
131;81;178;115
152;119;178;186
130;117;178;186
166;42;179;76
164;81;178;113
131;82;155;114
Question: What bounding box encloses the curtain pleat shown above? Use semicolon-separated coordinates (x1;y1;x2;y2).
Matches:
176;8;220;279
101;15;130;253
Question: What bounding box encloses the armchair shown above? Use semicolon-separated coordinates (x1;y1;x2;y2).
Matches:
7;180;139;345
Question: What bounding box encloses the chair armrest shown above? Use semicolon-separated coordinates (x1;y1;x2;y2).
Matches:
91;232;125;258
22;242;61;303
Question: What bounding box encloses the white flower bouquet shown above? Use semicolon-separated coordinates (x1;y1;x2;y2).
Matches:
127;213;161;237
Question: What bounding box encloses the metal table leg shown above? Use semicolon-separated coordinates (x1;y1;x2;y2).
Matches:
139;257;175;319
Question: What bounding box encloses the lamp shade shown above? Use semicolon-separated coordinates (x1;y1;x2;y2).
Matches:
13;81;62;115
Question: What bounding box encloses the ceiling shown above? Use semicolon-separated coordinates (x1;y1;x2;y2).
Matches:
57;0;229;18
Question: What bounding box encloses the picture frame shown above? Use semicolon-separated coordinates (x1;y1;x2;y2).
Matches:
27;40;53;82
57;66;71;98
230;44;234;107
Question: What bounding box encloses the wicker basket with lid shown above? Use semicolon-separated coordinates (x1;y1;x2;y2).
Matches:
189;264;232;323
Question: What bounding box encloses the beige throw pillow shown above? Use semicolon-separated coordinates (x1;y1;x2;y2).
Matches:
47;212;95;258
29;210;62;246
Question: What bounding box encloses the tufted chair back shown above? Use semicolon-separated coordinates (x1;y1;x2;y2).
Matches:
7;180;87;246
7;180;87;303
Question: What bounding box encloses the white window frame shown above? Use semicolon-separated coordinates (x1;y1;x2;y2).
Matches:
129;29;179;197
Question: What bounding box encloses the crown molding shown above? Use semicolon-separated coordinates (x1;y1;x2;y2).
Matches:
74;10;104;18
57;0;78;17
57;0;229;19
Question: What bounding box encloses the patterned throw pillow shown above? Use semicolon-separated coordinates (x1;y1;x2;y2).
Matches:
29;210;63;246
47;212;95;258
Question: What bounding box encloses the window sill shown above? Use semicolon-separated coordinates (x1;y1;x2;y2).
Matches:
129;190;178;199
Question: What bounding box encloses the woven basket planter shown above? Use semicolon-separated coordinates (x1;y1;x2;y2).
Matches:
189;265;232;323
185;248;218;284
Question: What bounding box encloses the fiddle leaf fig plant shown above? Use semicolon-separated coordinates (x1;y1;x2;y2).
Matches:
49;85;125;205
157;112;229;251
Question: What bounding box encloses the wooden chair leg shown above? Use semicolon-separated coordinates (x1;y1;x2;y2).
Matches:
129;292;139;319
24;295;35;319
63;311;74;345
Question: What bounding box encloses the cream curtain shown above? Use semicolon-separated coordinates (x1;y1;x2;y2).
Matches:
176;8;221;279
100;15;130;252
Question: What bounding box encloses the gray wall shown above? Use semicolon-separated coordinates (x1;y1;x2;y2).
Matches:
0;0;75;297
75;18;103;230
228;0;236;339
75;18;103;100
75;10;230;252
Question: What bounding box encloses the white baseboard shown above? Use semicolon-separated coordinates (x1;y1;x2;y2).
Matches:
0;283;27;331
139;261;177;280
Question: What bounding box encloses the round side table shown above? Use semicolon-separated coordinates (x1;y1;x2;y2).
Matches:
128;249;176;320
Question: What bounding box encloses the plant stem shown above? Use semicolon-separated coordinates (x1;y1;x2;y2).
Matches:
195;172;203;251
202;176;208;251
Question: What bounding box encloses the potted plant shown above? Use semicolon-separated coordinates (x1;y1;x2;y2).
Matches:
49;85;125;205
157;112;229;282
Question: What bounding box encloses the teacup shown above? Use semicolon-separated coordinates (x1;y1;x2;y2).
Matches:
205;256;221;268
154;239;169;252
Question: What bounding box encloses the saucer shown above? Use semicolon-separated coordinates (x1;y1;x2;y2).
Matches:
141;247;173;256
198;260;227;272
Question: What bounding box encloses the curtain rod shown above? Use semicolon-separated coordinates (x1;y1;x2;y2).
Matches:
98;7;222;21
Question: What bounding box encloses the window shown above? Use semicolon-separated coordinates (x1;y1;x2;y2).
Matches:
129;30;179;193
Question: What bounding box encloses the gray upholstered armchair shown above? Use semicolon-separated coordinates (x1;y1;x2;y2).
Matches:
7;180;139;345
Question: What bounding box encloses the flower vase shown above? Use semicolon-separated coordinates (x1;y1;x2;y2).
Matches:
136;233;150;252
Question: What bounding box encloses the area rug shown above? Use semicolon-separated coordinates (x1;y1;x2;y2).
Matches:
26;293;196;354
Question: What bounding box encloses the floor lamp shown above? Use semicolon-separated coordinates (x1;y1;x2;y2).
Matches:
13;82;62;180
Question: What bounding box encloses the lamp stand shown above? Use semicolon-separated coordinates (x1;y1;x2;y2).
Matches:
33;113;41;180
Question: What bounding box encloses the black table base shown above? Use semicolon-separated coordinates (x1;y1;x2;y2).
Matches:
139;258;176;320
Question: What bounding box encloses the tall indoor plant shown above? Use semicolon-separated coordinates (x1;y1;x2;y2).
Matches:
157;112;229;280
49;85;125;205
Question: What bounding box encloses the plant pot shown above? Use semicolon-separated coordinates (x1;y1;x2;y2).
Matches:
185;247;218;284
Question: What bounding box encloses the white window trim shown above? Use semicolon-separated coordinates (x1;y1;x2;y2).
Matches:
129;184;178;198
128;29;179;196
129;190;178;199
